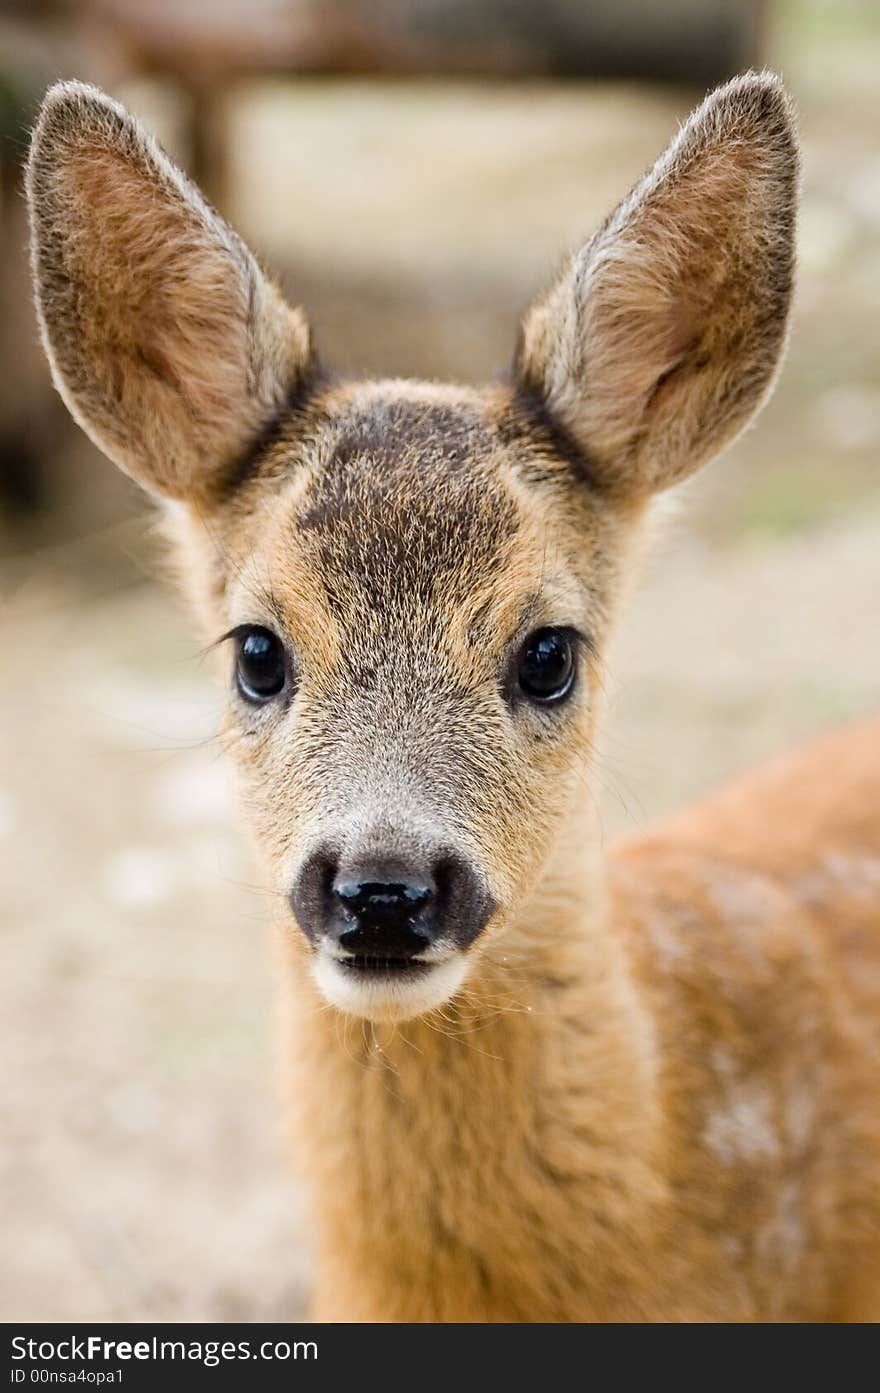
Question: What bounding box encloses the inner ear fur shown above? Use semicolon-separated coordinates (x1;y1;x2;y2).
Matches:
516;72;799;497
27;81;312;506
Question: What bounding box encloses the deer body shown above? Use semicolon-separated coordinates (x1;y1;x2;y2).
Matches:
26;74;880;1321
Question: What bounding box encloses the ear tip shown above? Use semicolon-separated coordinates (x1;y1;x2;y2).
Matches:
700;69;798;148
717;69;794;115
35;78;122;127
716;68;789;99
28;80;133;176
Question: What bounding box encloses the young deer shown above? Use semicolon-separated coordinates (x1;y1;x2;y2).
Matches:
27;74;880;1322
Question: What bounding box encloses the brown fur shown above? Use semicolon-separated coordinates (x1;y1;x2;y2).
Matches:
26;85;311;504
26;75;880;1321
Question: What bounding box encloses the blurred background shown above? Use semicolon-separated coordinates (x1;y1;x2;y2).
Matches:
1;0;878;1321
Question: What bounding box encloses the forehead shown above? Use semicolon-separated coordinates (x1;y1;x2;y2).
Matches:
241;387;523;600
295;392;518;606
229;382;593;643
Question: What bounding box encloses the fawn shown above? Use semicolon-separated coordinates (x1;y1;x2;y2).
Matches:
27;73;880;1322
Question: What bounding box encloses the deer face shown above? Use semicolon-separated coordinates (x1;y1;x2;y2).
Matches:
27;76;797;1021
205;379;626;1020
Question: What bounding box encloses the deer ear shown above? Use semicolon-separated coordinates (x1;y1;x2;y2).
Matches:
516;72;798;498
27;81;313;506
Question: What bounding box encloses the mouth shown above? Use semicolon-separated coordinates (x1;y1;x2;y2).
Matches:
311;946;468;1022
340;955;431;975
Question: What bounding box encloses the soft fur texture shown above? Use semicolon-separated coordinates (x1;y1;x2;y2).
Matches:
27;74;880;1321
518;73;798;495
27;81;311;504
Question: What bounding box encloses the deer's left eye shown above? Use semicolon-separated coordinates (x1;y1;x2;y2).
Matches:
517;628;576;704
235;627;287;703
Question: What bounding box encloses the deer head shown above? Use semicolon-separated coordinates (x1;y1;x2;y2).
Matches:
27;74;797;1022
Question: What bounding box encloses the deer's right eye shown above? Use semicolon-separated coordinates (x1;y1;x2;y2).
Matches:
234;627;288;703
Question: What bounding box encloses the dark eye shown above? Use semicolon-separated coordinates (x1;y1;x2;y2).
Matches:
235;627;287;703
517;628;576;704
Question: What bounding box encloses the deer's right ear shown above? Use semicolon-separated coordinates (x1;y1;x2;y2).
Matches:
26;81;312;506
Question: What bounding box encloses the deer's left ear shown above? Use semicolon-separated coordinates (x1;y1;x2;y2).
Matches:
516;72;798;498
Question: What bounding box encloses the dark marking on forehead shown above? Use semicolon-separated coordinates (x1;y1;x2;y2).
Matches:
295;396;519;617
331;400;482;473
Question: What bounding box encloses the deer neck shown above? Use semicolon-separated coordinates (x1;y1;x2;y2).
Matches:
282;797;664;1320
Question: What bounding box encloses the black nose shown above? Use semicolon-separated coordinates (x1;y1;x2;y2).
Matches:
333;876;433;958
291;844;496;958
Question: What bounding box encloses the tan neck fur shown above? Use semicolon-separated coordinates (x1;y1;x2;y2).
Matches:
282;797;666;1322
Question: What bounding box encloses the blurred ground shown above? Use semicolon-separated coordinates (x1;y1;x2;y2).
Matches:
2;3;879;1321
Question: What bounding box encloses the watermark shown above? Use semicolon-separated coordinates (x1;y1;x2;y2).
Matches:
10;1334;317;1376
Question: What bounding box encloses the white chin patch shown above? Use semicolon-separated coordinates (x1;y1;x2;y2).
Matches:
311;950;469;1023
